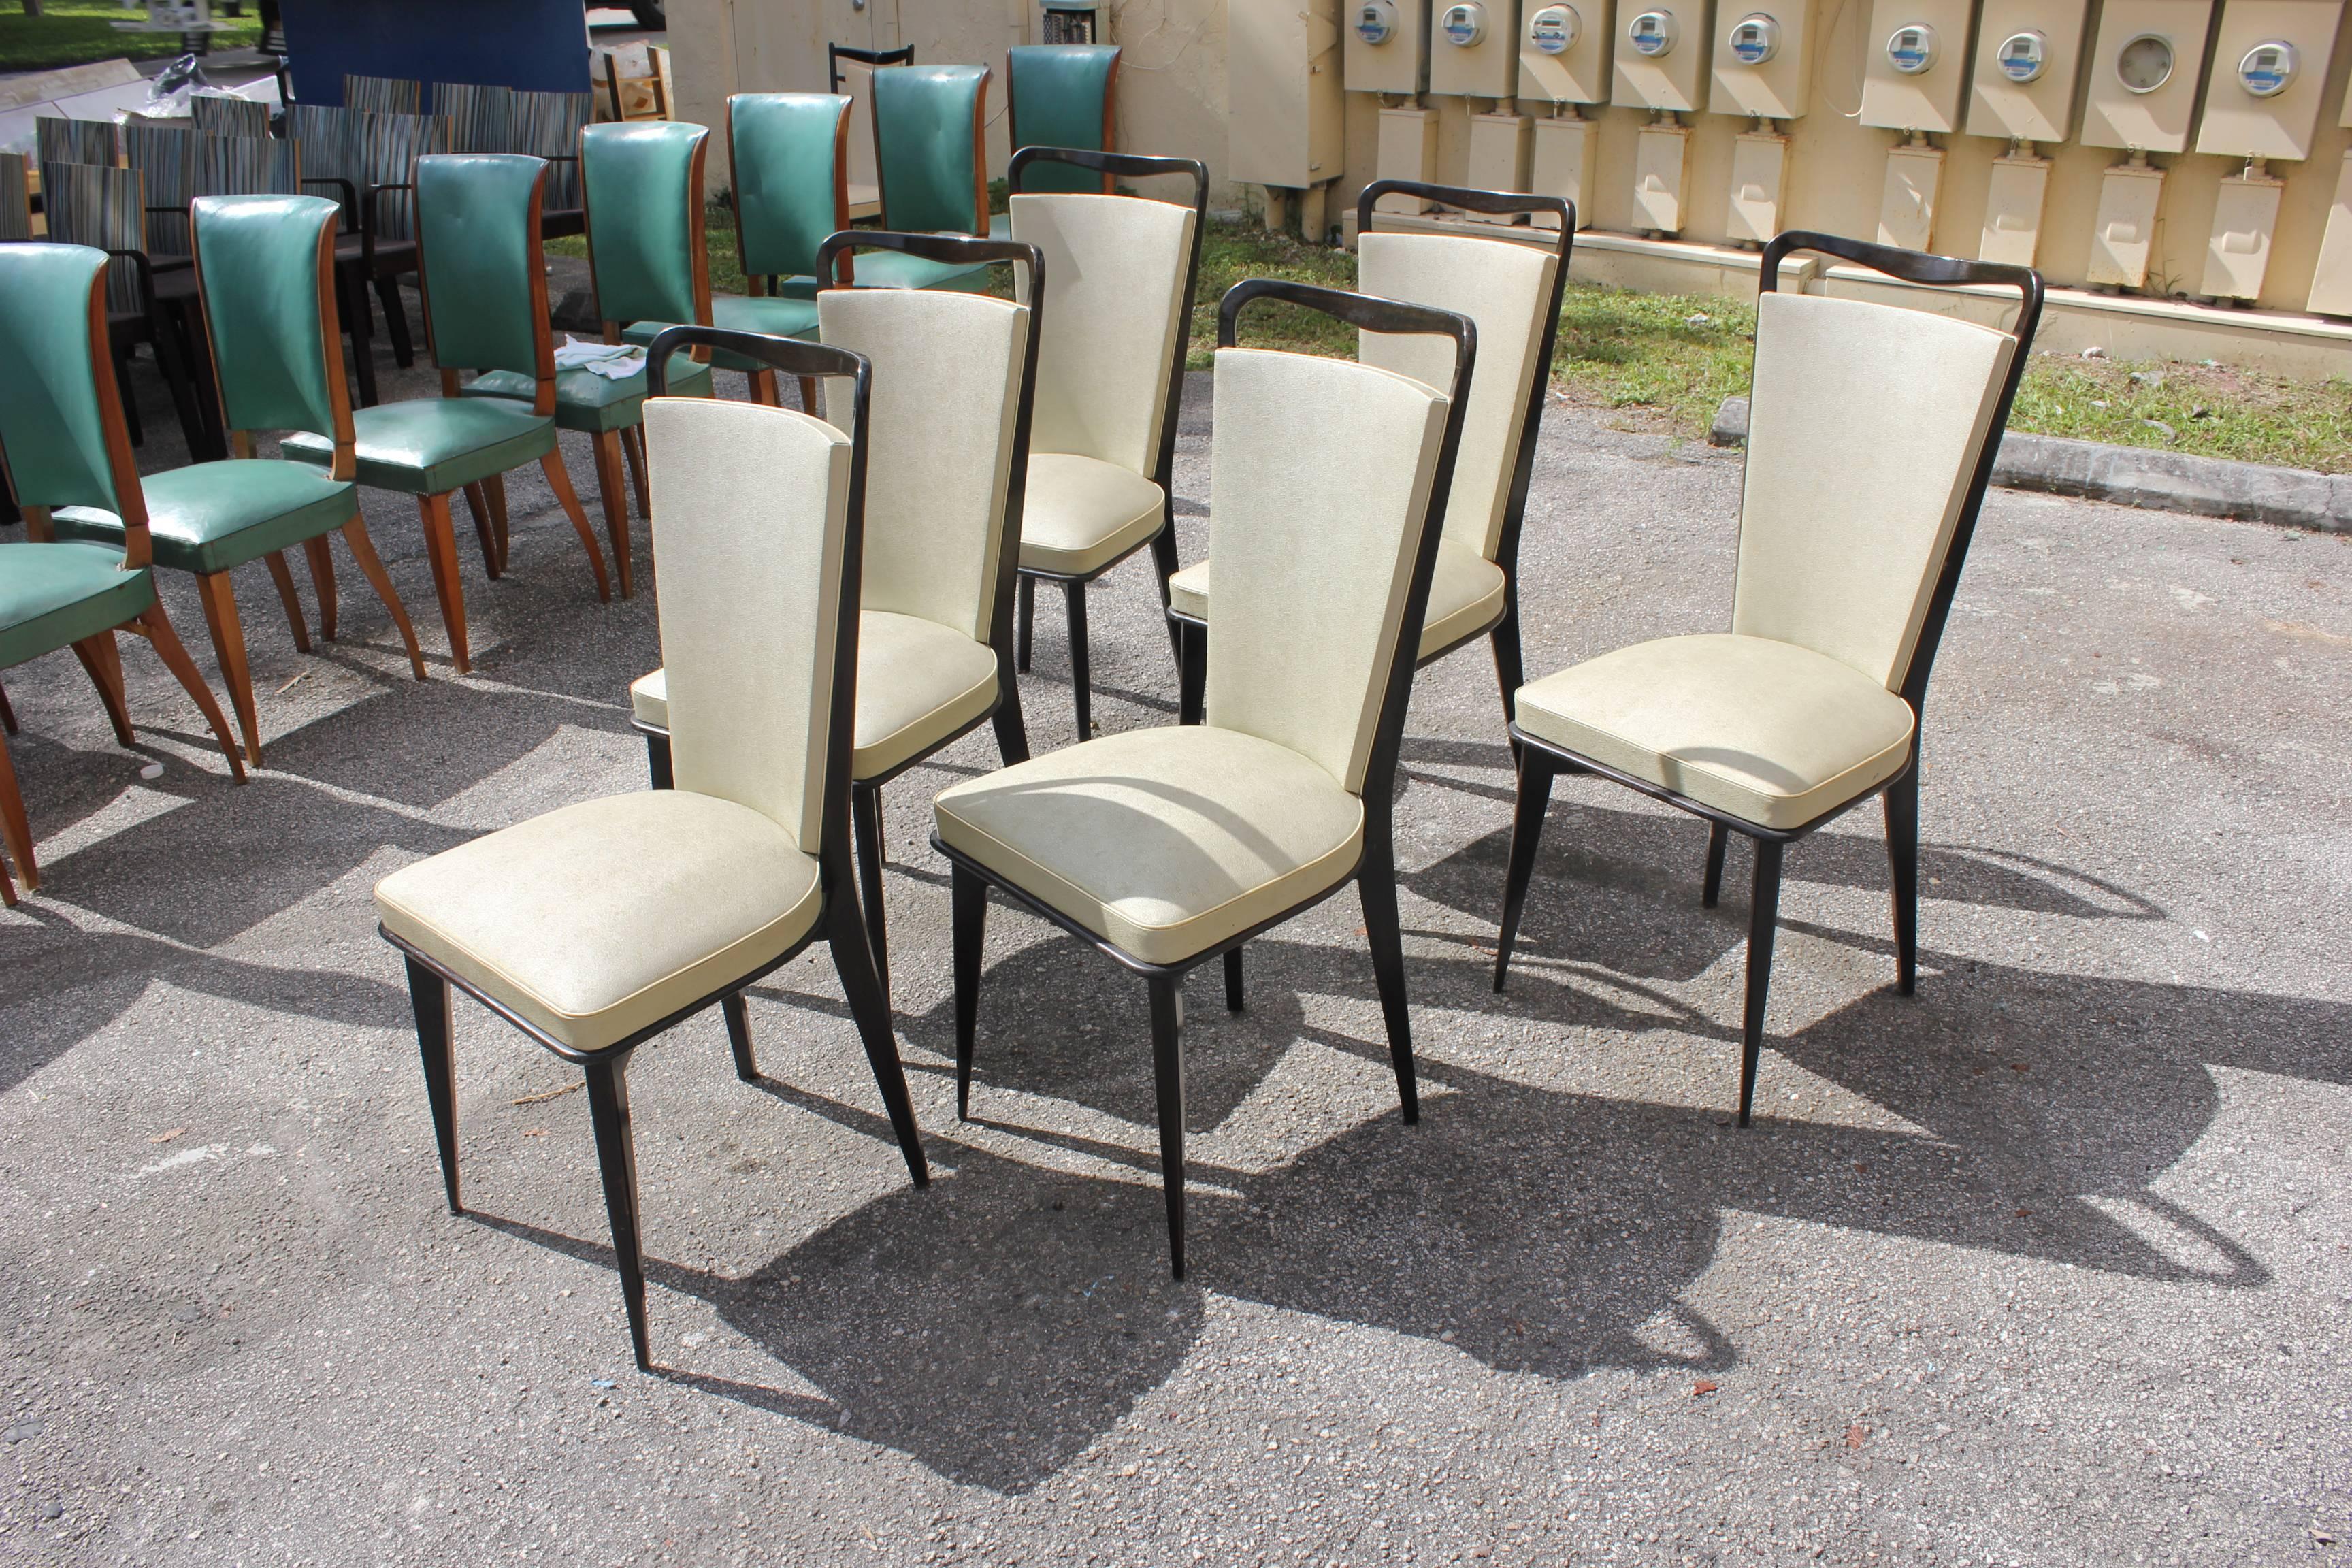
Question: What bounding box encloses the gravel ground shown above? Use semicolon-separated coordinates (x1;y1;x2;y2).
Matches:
1;321;2348;1567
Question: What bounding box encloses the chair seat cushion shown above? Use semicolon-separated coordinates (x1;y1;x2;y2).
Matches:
934;725;1365;967
282;397;557;495
1018;453;1164;577
52;460;358;575
710;292;819;340
0;542;155;671
1169;536;1507;660
630;610;998;781
374;790;824;1054
1514;633;1918;832
459;354;713;436
840;248;996;294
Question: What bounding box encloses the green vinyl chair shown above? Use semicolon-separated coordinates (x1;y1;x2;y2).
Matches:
283;160;607;675
715;92;851;410
857;65;996;293
1004;46;1120;195
0;243;246;902
50;193;428;769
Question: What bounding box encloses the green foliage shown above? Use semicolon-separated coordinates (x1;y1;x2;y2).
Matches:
0;2;260;70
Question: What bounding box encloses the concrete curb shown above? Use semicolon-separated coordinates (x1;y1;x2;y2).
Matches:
1708;395;2351;533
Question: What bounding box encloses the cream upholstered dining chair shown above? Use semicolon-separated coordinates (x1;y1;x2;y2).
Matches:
632;231;1041;1003
374;330;928;1372
933;279;1475;1278
1002;146;1206;742
1169;181;1570;728
1492;231;2044;1128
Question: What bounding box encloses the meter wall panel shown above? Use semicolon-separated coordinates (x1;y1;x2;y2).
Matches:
1858;0;1975;133
1431;0;1524;95
2194;0;2343;162
1965;0;2087;142
1711;2;1815;118
1229;0;1346;189
1612;1;1715;110
1520;0;1614;102
1345;0;1431;95
2081;1;2213;152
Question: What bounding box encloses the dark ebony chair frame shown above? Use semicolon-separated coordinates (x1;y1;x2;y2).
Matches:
1492;229;2044;1128
933;278;1476;1279
1002;144;1209;740
1171;180;1572;729
826;42;917;91
384;328;929;1373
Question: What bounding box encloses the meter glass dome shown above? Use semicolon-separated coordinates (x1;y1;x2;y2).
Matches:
1441;1;1487;46
2115;33;2174;94
1886;24;1937;75
1527;3;1578;53
1729;14;1780;65
2238;41;2298;98
1995;31;2045;83
1629;9;1677;56
1354;0;1396;45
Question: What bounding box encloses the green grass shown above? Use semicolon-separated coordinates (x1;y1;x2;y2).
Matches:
0;1;260;71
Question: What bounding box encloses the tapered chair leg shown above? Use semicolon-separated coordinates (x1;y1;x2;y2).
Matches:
591;432;632;599
340;269;379;407
0;682;15;734
796;376;821;415
461;483;502;578
1064;580;1091;740
851;783;889;1002
414;493;470;675
150;309;210;461
951;863;985;1120
829;892;930;1188
1357;828;1421;1124
405;955;461;1214
70;631;134;746
484;474;510;568
538;451;612;602
113;346;143;446
301;535;338;641
1147;975;1187;1280
721;992;757;1081
1015;574;1036;673
990;679;1030;766
644;731;673;790
336;518;429;681
135;602;245;780
0;732;35;898
1149;523;1181;666
193;572;263;765
1222;947;1244;1012
1884;768;1920;996
620;426;649;521
374;274;415;367
1176;619;1205;726
1701;821;1729;909
748;369;779;406
1492;745;1556;991
1488;604;1523;726
581;1051;652;1371
1739;837;1784;1128
263;551;314;652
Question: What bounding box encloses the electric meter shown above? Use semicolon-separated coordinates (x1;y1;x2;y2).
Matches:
1628;10;1677;57
2114;32;2173;95
1727;14;1780;65
1994;29;2045;84
1439;1;1487;46
1885;24;1937;76
1354;0;1397;46
1526;3;1579;54
2237;39;2298;98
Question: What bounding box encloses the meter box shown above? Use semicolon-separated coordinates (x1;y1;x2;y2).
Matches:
1858;0;1974;133
1712;4;1814;118
2194;0;2343;163
1520;0;1614;102
1346;0;1432;95
1466;111;1535;218
1876;140;1942;249
1965;0;2089;143
1432;0;1524;95
2085;157;2167;287
1230;0;1346;190
1373;106;1440;214
1631;117;1692;229
1978;148;2050;264
1725;127;1789;240
1530;114;1597;227
2081;1;2214;152
2201;165;2286;299
1613;2;1715;111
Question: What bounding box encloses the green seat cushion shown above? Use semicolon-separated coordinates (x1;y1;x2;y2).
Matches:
52;460;359;575
843;248;996;293
282;397;557;495
459;353;713;436
708;294;820;374
0;541;156;671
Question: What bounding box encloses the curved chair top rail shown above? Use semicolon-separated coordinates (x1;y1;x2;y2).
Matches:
813;229;1044;301
1218;276;1475;396
1753;228;2045;719
1005;145;1207;204
645;324;869;409
1356;179;1573;254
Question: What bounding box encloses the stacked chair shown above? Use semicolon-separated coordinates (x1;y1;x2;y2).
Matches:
1494;231;2042;1126
0;244;246;901
374;330;928;1372
1002;145;1205;740
1171;181;1572;727
344;75;423;116
190;93;272;139
934;279;1475;1277
632;231;1041;1002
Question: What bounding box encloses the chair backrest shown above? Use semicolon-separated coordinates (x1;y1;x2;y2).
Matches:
415;154;551;397
642;331;873;858
36;117;117;170
361;110;449;241
197;135;301;198
814;233;1041;650
581;120;709;331
0;155;30;242
0;243;146;544
1204;282;1473;798
725;93;850;285
1006;46;1119;195
39;161;145;316
345;74;422;116
123;121;199;258
189;194;355;473
513;90;591;213
439;82;517;154
285;102;365;226
191;93;272;138
1006;150;1206;483
871;65;989;237
1734;231;2040;702
828;44;913;203
1354;181;1571;567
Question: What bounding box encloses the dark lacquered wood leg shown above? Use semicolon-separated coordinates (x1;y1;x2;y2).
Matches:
1015;573;1036;673
1739;837;1784;1128
374;273;415;368
721;992;757;1081
1223;947;1243;1013
951;863;985;1120
1064;579;1091;740
1488;602;1522;728
1176;619;1205;726
851;782;889;1004
1148;975;1187;1280
405;955;461;1213
583;1051;652;1371
1493;744;1556;991
1702;821;1729;909
1358;823;1420;1124
644;730;673;789
1885;768;1919;996
829;883;928;1188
